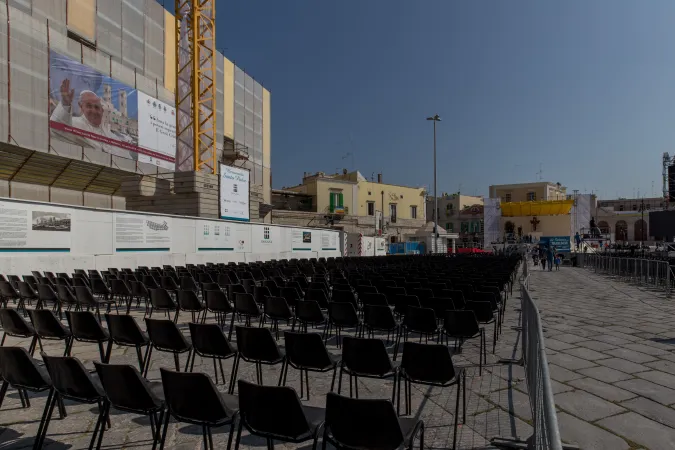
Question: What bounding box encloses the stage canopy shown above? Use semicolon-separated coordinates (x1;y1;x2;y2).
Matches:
500;200;574;217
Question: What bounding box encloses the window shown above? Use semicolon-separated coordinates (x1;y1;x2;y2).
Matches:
329;191;344;212
619;205;624;211
504;193;512;202
632;204;637;211
526;192;536;201
367;202;375;216
445;223;453;232
389;204;397;223
410;205;417;219
646;204;651;210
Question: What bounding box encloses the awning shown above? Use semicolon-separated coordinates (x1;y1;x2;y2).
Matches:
500;200;574;217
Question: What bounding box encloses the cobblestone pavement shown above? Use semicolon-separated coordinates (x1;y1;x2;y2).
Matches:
0;284;529;450
530;265;675;450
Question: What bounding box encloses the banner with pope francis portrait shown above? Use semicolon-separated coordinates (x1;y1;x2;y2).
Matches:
48;50;176;169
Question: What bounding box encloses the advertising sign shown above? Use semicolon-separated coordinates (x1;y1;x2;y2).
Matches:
219;164;250;222
539;236;571;252
196;220;250;253
291;229;313;251
49;50;176;169
251;224;282;254
321;231;338;251
0;201;71;252
114;213;171;252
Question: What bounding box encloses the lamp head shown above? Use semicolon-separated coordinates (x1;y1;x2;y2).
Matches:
426;114;441;121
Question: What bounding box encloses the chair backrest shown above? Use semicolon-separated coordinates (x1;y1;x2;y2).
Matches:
401;341;456;384
180;276;199;292
188;322;235;358
466;301;494;322
283;331;332;370
65;310;108;341
305;289;329;308
90;278;110;295
342;337;393;376
105;314;145;345
238;379;311;439
28;309;69;338
205;289;232;313
363;305;396;329
295;300;324;323
37;284;58;303
403;306;438;333
0;346;51;390
110;279;131;296
145;318;190;351
74;286;96;305
17;281;37;298
160;368;232;423
254;286;271;304
42;354;105;402
235;326;282;362
0;280;19;299
149;288;177;310
94;362;162;413
444;309;480;337
325;392;404;449
263;296;292;318
0;308;34;336
328;302;359;326
234;293;261;315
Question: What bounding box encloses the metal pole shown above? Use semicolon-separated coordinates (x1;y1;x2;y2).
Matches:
433;120;438;255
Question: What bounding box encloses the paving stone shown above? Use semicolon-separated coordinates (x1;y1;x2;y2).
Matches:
623;342;670;356
576;366;635;383
469;407;533;441
554;391;626;421
561;347;611;361
592;335;634;346
597;412;675;450
575;340;618;352
621;396;675;429
545;339;579;351
550;333;590;344
548;364;585;382
550;379;575;394
603;348;658;364
486;388;532;421
557;412;630;450
614;378;675;405
645;359;675;375
567;377;637;402
547;352;597;371
596;358;650;374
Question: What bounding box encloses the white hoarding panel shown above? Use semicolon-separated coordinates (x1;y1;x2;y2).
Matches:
114;213;171;252
137;92;177;169
49;51;176;169
196;220;250;253
375;237;386;256
251;224;283;254
321;231;338;251
0;201;72;252
219;164;250;222
291;229;315;252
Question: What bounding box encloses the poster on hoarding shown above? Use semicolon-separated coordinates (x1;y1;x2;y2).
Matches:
251;224;282;254
114;213;171;252
195;220;250;253
0;201;71;252
291;229;313;251
219;164;250;222
49;50;176;169
539;236;571;252
321;231;338;251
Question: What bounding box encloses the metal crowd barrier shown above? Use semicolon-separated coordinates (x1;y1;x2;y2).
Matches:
582;254;672;297
493;265;576;450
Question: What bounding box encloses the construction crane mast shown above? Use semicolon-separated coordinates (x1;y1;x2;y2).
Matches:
175;0;217;174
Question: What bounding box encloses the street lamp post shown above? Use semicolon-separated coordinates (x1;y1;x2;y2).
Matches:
427;114;441;254
640;198;645;254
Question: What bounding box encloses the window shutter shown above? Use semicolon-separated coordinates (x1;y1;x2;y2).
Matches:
338;193;344;207
329;193;335;212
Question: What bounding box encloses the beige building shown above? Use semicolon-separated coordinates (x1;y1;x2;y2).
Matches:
426;194;484;245
489;182;567;203
272;171;427;240
594;197;660;242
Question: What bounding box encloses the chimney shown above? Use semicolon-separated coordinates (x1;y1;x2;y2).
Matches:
377;173;383;184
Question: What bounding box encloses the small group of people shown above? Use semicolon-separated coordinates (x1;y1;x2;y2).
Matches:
532;243;562;271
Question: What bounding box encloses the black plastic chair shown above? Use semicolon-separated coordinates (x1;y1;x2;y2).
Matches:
338;337;398;402
17;281;38;311
442;310;486;375
37;284;61;317
93;362;166;450
0;280;21;310
37;355;108;450
205;289;235;338
363;304;400;349
331;289;358;309
326;302;362;348
65;310;111;362
231;327;285;393
0;346;65;418
305;289;329;309
395;306;440;358
279;286;301;310
467;300;498;354
398;342;464;449
158;368;239;450
361;292;389;308
235;380;325;450
56;284;80;312
109;279;132;313
143;318;192;377
130;281;150;314
234;293;262;327
177;289;205;323
0;308;37;354
261;296;294;340
74;286;114;322
148;288;179;322
323;392;424;450
27;309;72;356
295;300;327;333
187;322;238;388
104;314;149;371
281;331;339;400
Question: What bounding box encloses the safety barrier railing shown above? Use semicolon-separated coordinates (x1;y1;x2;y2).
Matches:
582;254;671;297
493;264;577;450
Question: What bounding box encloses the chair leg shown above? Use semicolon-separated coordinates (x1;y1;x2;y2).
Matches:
463;370;467;423
228;355;240;395
135;345;144;372
305;370;310;400
452;378;460;450
98;341;107;363
152;409;165;450
207;426;214;450
159;407;171;450
0;332;5;346
337;366;343;394
143;345;154;377
396;375;402;416
228;312;236;340
213;358;219;384
92;401;109;450
35;389;58;450
0;381;7;408
173;353;180;372
226;413;238;450
34;388;55;450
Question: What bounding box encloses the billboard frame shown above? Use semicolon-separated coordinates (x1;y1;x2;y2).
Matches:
219;163;251;222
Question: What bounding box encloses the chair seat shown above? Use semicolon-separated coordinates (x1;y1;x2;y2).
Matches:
302;404;326;434
114;330;149;346
219;392;239;417
74;328;110;343
147;381;166;402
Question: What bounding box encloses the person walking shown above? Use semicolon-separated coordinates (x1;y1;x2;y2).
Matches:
540;246;547;271
547;245;555;272
575;232;581;251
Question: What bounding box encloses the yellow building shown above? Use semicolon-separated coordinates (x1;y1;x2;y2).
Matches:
489;182;567;203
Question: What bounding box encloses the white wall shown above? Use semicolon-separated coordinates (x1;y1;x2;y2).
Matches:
0;198;342;275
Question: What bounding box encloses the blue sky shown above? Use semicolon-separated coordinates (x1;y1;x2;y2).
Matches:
212;0;675;199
